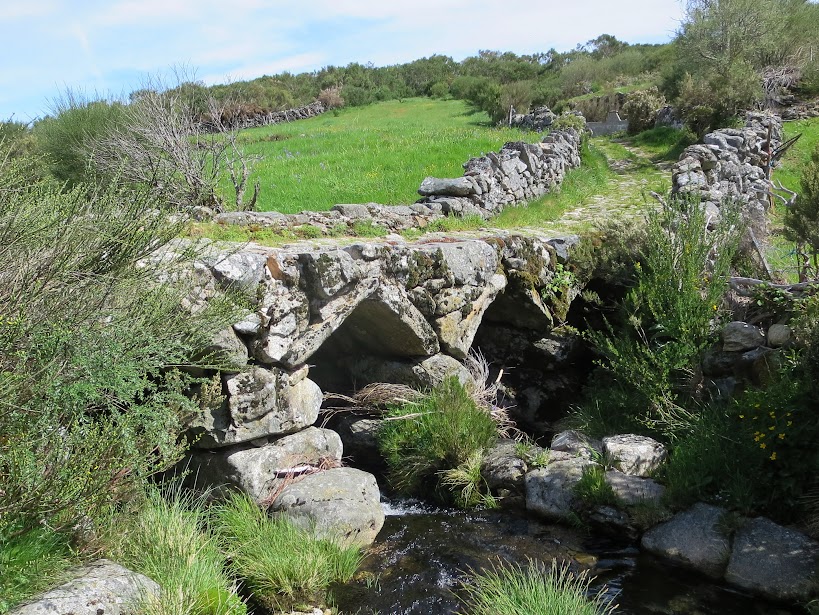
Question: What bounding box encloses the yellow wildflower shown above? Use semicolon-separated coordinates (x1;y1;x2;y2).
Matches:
778;433;785;440
760;443;767;449
770;452;777;461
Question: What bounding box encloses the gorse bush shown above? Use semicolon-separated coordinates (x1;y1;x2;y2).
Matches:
0;141;235;609
378;377;498;505
458;558;616;615
579;196;741;440
621;87;666;135
213;492;361;612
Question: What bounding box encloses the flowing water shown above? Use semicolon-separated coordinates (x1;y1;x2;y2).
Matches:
332;498;803;615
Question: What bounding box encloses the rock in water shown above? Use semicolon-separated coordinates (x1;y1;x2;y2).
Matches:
271;467;385;547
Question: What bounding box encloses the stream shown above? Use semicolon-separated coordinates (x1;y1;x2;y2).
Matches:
332;498;802;615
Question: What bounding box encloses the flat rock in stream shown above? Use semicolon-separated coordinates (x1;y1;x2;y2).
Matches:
725;516;819;601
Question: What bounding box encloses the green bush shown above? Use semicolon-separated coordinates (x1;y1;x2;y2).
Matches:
213;492;361;612
458;558;616;615
578;196;741;440
32;94;126;186
106;485;246;615
621;87;666;135
378;377;498;503
0;145;234;555
550;112;586;134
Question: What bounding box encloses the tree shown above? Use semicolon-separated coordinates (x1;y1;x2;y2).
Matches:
90;77;261;212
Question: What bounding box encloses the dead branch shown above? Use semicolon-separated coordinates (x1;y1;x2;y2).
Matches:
728;276;819;297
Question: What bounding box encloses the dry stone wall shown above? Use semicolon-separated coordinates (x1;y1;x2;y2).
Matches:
201;100;326;133
214;127;583;235
671;111;782;236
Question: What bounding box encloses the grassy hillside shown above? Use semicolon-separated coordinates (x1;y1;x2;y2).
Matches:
230;98;525;213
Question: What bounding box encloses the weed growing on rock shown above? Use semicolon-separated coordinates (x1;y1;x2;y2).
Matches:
573;466;619;508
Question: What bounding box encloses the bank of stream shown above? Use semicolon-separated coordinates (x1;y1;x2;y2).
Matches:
333;498;800;615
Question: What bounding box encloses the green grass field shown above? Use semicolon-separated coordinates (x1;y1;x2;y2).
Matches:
768;116;819;281
229;98;525;213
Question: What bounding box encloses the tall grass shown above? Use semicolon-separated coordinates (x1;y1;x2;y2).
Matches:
229;98;525;213
458;558;616;615
212;492;361;612
0;526;76;613
378;377;498;503
105;486;246;615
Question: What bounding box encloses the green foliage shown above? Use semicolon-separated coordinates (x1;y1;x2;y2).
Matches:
378;377;498;504
550;113;586;134
784;144;819;279
32;93;126;185
621;88;666;135
579;196;741;440
573;466;618;508
0;144;234;549
457;558;616;615
106;485;246;615
213;492;361;612
0;526;76;614
676;68;760;137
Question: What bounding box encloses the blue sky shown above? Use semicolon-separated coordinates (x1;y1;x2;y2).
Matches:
1;0;684;121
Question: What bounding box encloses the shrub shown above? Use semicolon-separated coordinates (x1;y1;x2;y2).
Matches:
213;492;361;612
32;93;126;186
317;86;344;109
0;145;235;551
458;558;616;615
579;196;741;440
429;81;450;99
106;485;246;615
378;377;499;504
622;87;666;135
550;112;586;134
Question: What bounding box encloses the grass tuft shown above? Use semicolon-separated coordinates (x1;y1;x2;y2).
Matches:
457;558;617;615
0;527;76;614
212;492;361;612
105;484;246;615
378;377;499;504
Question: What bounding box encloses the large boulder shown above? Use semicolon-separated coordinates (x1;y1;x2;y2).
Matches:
9;559;158;615
551;430;602;460
189;366;321;448
725;517;819;601
434;273;507;359
271;467;385;547
481;439;529;493
525;458;597;520
602;434;667;477
641;503;731;578
184;427;343;502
